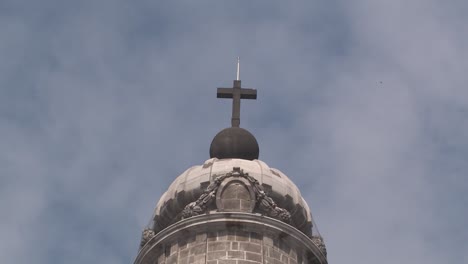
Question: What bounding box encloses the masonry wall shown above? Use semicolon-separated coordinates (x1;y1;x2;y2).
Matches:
151;229;306;264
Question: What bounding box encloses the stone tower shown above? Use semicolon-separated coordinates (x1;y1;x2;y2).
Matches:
134;70;328;264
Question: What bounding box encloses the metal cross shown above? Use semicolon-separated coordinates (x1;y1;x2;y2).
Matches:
217;58;257;127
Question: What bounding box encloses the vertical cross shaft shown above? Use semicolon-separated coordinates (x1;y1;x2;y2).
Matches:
231;80;242;127
217;78;257;127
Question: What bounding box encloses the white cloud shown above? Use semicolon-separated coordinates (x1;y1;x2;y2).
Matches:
1;1;467;263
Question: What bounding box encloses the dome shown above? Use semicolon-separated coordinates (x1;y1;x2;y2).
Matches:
151;158;317;237
209;127;259;160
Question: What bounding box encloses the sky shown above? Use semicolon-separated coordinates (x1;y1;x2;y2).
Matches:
1;1;467;263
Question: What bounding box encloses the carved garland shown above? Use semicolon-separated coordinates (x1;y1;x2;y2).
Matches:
180;167;292;224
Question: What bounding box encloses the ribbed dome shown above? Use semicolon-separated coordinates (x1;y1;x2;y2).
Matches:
151;158;317;237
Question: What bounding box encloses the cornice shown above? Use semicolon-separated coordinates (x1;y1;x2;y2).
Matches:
135;212;327;264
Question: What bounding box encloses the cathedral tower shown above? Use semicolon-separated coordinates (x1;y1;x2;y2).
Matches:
134;64;328;264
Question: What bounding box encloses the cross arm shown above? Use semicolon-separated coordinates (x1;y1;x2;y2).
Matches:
217;88;257;99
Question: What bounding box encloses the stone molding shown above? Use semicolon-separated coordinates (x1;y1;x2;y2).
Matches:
180;167;292;224
135;212;327;264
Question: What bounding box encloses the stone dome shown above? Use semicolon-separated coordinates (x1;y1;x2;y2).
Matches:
151;158;317;237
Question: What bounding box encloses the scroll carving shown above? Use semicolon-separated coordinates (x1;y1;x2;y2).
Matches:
311;236;327;257
181;167;292;224
140;228;155;248
180;172;230;219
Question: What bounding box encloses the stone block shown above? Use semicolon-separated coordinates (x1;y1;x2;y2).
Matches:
207;251;227;260
250;232;262;244
196;233;207;242
218;230;226;238
268;248;281;260
238;260;262;264
264;256;284;264
170;243;178;255
218;230;235;241
165;254;177;264
188;254;206;264
245;252;262;262
207;232;217;241
208;241;230;252
221;199;241;210
185;235;196;244
177;257;188;264
189;243;206;255
239;242;261;253
231;242;239;250
227;250;244;259
217;260;237;264
263;235;274;246
240;200;253;211
235;230;249;241
179;248;189;258
178;240;187;249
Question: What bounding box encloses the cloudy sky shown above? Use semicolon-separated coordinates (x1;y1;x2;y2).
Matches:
1;1;467;263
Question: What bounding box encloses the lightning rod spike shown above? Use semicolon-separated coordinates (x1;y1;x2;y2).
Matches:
236;57;240;81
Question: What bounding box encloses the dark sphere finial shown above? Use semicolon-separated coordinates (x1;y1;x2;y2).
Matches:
209;127;259;160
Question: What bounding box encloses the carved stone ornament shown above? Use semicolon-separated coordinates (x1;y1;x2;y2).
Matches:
311;236;327;257
181;167;292;224
140;228;156;249
215;176;256;212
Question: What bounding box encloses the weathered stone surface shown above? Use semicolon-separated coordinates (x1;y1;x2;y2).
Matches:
239;242;261;253
135;209;326;264
227;250;244;259
245;252;262;262
181;167;292;227
140;228;155;249
152;159;315;236
208;241;230;252
207;251;226;260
